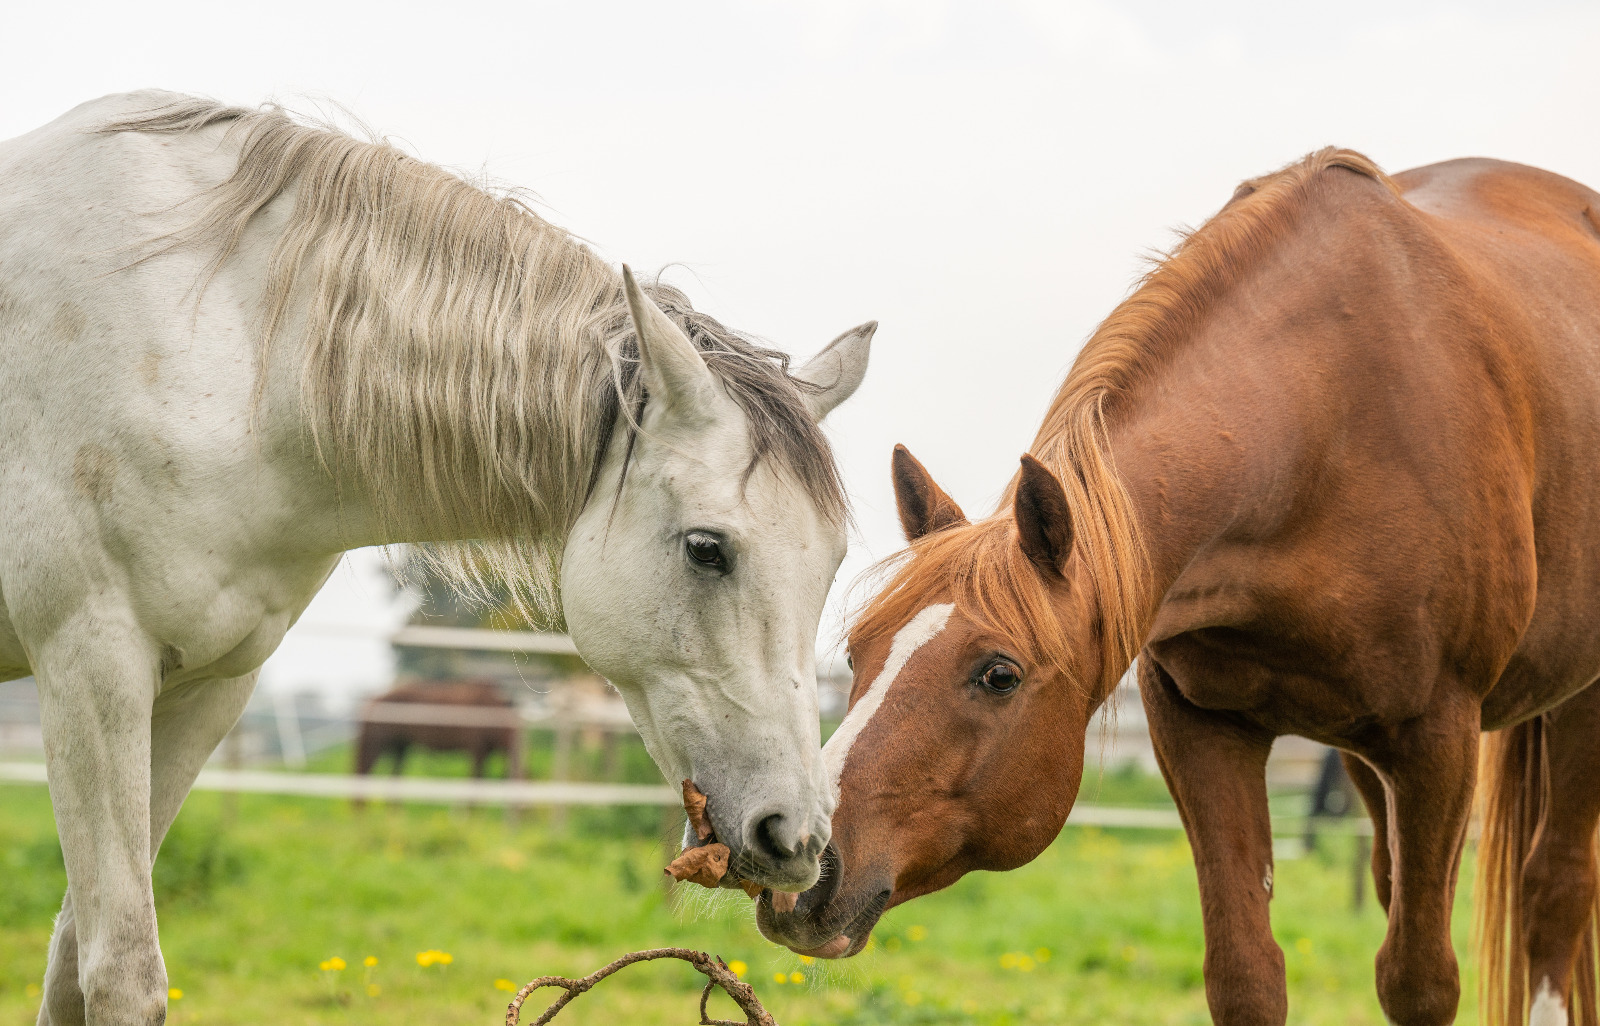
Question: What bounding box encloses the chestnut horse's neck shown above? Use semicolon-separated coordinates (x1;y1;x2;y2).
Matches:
1033;151;1427;688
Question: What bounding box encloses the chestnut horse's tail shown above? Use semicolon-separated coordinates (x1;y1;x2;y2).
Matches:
1476;719;1600;1026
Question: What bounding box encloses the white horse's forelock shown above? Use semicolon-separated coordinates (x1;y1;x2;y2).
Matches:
823;603;955;801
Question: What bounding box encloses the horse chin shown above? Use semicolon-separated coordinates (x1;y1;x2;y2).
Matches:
755;844;892;958
766;895;888;959
792;935;854;959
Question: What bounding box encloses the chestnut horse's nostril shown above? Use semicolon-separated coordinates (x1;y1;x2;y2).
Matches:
753;812;804;862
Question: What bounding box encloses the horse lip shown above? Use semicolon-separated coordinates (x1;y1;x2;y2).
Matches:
776;896;887;958
729;845;822;893
793;935;852;959
762;876;891;958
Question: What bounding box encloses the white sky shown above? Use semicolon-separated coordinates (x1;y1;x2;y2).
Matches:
5;0;1597;702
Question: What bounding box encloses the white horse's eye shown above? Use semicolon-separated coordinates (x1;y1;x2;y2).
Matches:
685;531;728;571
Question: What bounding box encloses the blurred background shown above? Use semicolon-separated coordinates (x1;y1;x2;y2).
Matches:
2;1;1596;1022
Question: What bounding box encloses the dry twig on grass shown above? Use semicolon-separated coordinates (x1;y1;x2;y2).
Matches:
503;947;778;1026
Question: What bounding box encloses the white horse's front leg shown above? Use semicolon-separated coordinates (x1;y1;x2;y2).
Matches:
39;891;82;1026
37;669;260;1026
34;620;165;1026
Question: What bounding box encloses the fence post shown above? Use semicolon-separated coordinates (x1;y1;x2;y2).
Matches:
1352;833;1370;912
273;689;306;769
550;723;574;831
221;725;243;825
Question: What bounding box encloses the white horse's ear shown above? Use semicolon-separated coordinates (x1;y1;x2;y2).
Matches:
794;321;875;422
623;265;718;418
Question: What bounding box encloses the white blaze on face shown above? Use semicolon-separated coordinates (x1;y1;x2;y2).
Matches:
1529;977;1565;1026
823;603;955;802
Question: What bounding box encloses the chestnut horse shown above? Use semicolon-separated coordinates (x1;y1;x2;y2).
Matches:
760;149;1600;1026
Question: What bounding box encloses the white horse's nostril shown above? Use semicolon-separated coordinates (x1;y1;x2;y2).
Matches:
752;812;811;862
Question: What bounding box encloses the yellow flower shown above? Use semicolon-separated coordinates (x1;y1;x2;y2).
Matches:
906;925;928;942
797;955;814;965
416;949;452;967
999;952;1019;969
1018;955;1035;972
789;971;804;984
438;952;453;965
903;990;922;1005
772;972;787;984
366;983;381;997
364;955;379;967
494;979;518;993
1034;947;1052;962
25;983;41;998
1295;937;1313;955
329;957;346;971
168;988;184;1001
727;960;748;978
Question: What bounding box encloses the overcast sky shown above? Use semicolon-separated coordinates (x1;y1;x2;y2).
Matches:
6;0;1597;702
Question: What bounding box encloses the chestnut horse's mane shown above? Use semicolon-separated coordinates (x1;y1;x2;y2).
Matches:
854;148;1396;698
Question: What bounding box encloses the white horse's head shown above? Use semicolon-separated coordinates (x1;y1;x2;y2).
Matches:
561;269;871;892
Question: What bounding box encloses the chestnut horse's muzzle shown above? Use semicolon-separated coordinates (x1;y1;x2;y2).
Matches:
755;843;892;958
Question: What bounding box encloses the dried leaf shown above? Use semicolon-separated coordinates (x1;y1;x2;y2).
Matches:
681;779;714;841
665;842;730;888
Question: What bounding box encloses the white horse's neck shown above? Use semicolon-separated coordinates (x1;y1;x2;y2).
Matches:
106;100;636;580
106;96;853;628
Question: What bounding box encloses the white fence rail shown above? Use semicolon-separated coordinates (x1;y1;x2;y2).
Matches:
0;760;1200;826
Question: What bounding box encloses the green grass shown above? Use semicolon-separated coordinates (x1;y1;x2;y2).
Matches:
0;779;1480;1025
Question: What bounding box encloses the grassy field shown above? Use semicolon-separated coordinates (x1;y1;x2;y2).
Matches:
0;765;1480;1026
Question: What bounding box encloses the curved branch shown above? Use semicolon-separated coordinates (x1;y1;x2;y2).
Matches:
504;947;778;1026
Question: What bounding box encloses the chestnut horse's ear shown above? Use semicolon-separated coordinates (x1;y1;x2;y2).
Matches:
891;444;968;541
1014;454;1073;576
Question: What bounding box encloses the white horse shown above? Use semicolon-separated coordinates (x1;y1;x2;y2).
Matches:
0;91;873;1026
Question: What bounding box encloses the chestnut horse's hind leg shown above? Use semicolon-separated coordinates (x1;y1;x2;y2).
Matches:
1364;696;1480;1026
1521;686;1600;1025
1341;752;1393;913
1139;658;1286;1026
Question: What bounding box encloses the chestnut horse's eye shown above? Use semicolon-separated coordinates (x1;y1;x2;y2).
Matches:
684;531;727;571
845;652;854;672
978;661;1022;695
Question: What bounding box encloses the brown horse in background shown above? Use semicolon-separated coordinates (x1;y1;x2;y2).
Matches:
355;680;524;780
759;149;1600;1026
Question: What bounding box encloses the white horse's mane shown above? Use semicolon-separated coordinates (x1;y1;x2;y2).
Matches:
101;98;845;626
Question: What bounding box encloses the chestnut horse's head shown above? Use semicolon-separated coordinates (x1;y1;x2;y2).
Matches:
759;444;1132;957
